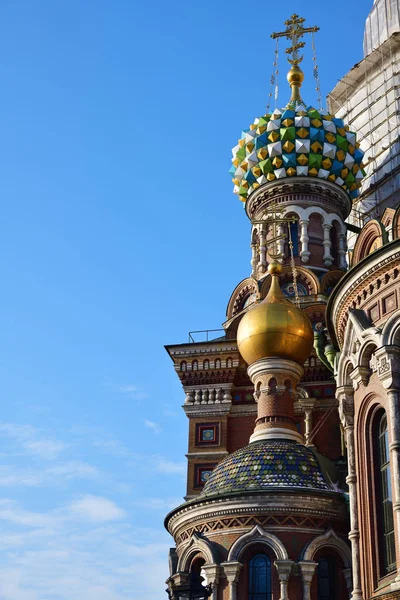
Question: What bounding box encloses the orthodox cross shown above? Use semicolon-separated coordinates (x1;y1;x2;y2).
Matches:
253;204;300;305
271;14;319;66
253;203;296;262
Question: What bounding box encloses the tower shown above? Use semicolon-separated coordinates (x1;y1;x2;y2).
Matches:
165;14;366;600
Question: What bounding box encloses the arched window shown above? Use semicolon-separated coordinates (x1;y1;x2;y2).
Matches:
180;361;187;372
377;412;396;574
317;557;335;600
289;221;299;257
227;358;233;368
203;360;210;370
215;359;221;369
192;360;198;371
248;554;271;600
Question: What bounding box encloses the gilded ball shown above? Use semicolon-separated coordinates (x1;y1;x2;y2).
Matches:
237;277;314;366
268;261;283;275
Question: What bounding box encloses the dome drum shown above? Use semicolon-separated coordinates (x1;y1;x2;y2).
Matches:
245;177;352;224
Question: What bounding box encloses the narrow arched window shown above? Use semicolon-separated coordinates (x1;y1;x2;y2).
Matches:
192;360;198;371
227;358;233;368
317;558;335;600
377;413;396;573
203;360;209;370
180;361;187;372
215;359;221;369
289;221;299;257
249;554;271;600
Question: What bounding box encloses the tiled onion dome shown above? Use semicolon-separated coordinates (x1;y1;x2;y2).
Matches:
229;104;366;202
201;439;331;497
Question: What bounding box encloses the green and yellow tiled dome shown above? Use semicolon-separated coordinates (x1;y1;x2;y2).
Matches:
201;440;333;497
230;102;366;203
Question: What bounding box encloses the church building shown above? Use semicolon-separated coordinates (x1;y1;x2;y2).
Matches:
164;4;400;599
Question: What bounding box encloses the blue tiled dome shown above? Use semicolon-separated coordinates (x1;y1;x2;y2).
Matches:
201;440;332;497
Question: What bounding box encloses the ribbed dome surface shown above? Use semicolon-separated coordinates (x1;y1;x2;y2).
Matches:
201;440;332;497
230;104;365;202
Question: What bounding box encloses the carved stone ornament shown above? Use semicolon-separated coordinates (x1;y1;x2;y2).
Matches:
375;346;400;389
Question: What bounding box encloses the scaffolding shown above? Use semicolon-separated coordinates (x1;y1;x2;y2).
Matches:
327;32;400;249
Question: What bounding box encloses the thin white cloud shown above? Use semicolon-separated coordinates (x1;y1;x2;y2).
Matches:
0;462;99;488
118;385;149;400
0;423;67;460
23;440;67;460
68;496;126;523
155;459;186;475
143;419;161;434
132;497;183;512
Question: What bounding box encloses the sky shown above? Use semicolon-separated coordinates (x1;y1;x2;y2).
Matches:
0;1;371;599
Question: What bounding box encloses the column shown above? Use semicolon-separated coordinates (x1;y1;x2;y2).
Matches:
251;242;258;277
337;386;363;600
184;389;194;404
220;561;242;600
338;233;347;269
375;346;400;586
299;219;310;263
259;226;267;272
201;564;221;600
274;560;294;600
298;561;317;600
322;223;333;267
299;399;315;447
277;223;286;262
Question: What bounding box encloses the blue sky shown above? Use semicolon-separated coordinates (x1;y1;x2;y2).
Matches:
0;1;370;598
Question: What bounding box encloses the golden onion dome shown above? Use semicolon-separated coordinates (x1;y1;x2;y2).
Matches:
237;263;314;365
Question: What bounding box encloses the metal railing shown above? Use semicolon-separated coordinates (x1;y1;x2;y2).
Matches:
188;329;225;343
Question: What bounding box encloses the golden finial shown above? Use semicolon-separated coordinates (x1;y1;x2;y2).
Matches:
271;14;319;104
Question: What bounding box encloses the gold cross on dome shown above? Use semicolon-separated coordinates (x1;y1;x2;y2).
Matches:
271;14;319;66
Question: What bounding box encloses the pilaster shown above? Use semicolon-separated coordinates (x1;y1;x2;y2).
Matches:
274;559;294;600
220;561;242;600
337;385;363;600
375;346;400;587
298;561;318;600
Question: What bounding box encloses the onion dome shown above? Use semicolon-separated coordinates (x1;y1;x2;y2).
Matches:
237;262;313;365
201;439;334;497
230;66;366;202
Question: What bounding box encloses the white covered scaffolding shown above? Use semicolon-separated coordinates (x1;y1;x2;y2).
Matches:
327;32;400;248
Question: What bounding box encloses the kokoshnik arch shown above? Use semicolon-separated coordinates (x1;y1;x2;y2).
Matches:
164;5;400;600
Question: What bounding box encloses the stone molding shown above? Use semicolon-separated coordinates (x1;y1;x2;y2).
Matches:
246;177;351;222
177;532;217;572
227;525;288;562
166;493;348;542
301;527;352;568
329;241;400;347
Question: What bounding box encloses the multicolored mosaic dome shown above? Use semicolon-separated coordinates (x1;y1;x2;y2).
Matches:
201;440;332;497
229;103;366;203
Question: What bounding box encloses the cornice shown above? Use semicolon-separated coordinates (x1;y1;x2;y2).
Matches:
245;177;351;222
327;239;400;348
165;489;346;534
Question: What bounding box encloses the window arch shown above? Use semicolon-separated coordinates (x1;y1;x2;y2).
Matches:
180;361;187;372
377;412;396;574
203;360;209;370
227;357;233;368
248;554;271;600
192;360;198;371
215;359;221;369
